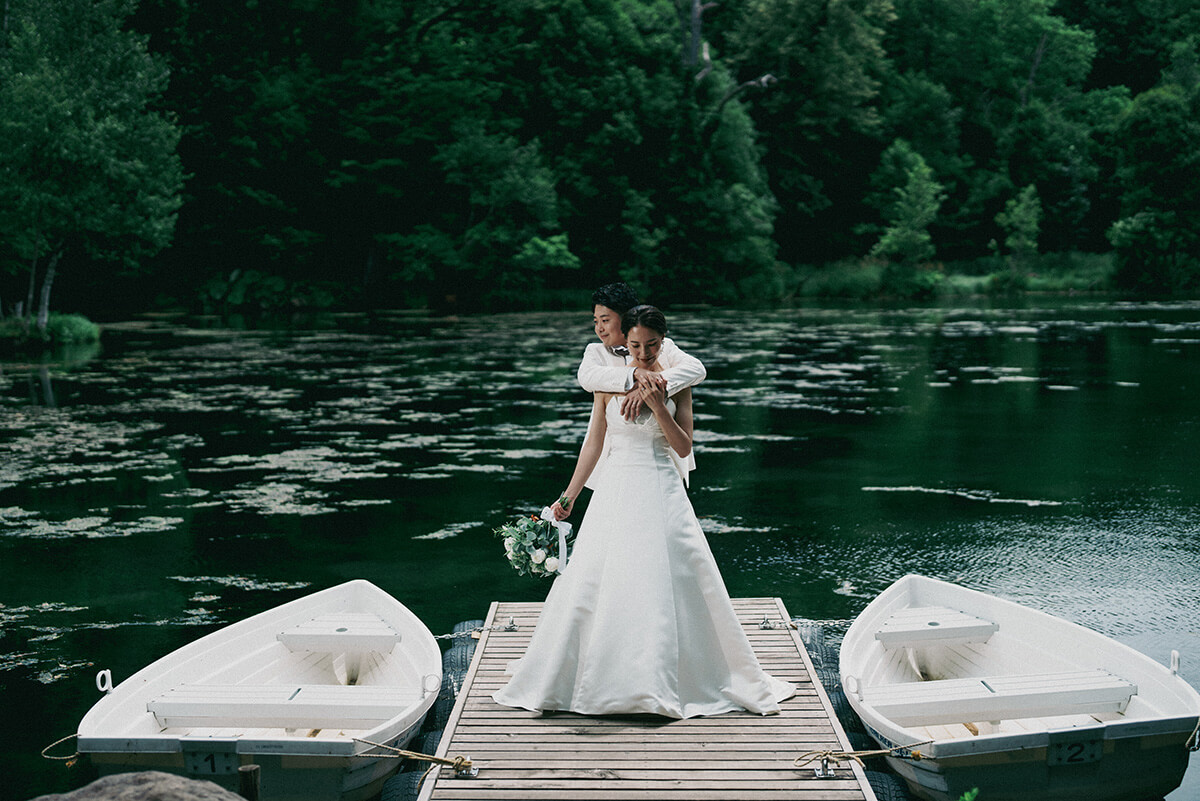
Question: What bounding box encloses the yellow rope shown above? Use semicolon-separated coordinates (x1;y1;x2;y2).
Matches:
352;737;473;774
418;760;442;788
794;738;934;771
41;733;80;765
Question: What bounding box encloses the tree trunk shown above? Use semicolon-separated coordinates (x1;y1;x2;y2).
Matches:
36;245;63;335
680;0;716;66
1020;33;1049;108
688;0;702;66
25;254;38;322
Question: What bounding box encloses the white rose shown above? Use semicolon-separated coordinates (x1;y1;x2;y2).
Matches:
544;556;559;573
530;549;547;565
504;537;516;552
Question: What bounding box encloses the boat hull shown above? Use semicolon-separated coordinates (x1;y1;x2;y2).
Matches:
85;721;422;801
86;733;416;801
867;720;1194;801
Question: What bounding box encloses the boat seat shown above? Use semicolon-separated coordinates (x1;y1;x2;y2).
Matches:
863;669;1136;726
277;613;401;654
874;606;998;649
147;684;422;729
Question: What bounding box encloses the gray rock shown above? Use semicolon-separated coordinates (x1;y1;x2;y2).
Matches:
30;771;244;801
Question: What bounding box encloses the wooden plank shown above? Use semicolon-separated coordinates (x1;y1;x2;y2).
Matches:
873;605;997;649
865;668;1135;726
421;598;874;801
451;755;834;766
454;701;835;714
276;611;402;653
147;683;420;729
423;792;865;800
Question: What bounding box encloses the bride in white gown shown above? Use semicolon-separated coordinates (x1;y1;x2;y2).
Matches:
492;306;795;718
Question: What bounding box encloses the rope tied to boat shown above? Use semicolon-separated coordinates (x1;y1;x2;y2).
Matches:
433;619;519;641
792;617;855;630
41;733;80;766
353;737;478;779
794;738;934;775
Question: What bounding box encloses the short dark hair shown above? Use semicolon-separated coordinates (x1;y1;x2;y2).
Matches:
592;282;639;316
621;304;668;336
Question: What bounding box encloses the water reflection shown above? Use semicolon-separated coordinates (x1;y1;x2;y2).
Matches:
3;302;1200;798
0;339;102;407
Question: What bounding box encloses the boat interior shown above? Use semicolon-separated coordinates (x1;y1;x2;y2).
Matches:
86;609;436;744
154;612;426;735
853;602;1160;741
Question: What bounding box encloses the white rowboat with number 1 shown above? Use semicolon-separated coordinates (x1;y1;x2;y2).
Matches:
840;574;1200;801
77;580;441;801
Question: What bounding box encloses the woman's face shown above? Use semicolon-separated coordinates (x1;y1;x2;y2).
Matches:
593;304;624;347
625;325;663;367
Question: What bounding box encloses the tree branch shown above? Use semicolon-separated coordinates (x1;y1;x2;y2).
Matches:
1020;32;1049;108
713;74;777;119
701;74;777;145
414;1;470;47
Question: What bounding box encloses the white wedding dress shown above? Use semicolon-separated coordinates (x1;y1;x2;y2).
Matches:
492;396;795;718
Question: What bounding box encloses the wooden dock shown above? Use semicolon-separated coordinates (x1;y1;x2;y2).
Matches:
417;598;875;801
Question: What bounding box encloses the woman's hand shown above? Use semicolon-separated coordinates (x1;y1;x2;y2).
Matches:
638;382;668;413
633;368;667;393
551;495;573;520
618;391;644;420
620;369;667;420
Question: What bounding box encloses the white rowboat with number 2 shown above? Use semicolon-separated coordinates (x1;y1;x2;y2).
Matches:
841;574;1200;801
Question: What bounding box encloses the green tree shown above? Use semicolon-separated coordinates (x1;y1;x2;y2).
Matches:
326;0;591;308
881;0;1102;256
870;141;943;263
0;0;182;332
995;184;1041;276
870;141;945;294
326;0;780;309
505;0;781;305
420;124;577;305
1108;40;1200;291
129;0;359;309
1057;0;1200;93
719;0;895;265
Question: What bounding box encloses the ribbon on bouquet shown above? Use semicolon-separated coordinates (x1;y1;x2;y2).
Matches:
539;507;573;573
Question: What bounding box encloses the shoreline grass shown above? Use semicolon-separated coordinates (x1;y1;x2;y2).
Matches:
791;251;1115;301
0;313;101;349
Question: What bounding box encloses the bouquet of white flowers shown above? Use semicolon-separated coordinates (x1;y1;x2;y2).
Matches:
495;503;574;578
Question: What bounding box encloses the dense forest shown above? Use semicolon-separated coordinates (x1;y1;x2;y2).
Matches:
2;0;1199;320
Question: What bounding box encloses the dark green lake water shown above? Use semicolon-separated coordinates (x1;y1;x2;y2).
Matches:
3;300;1199;800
